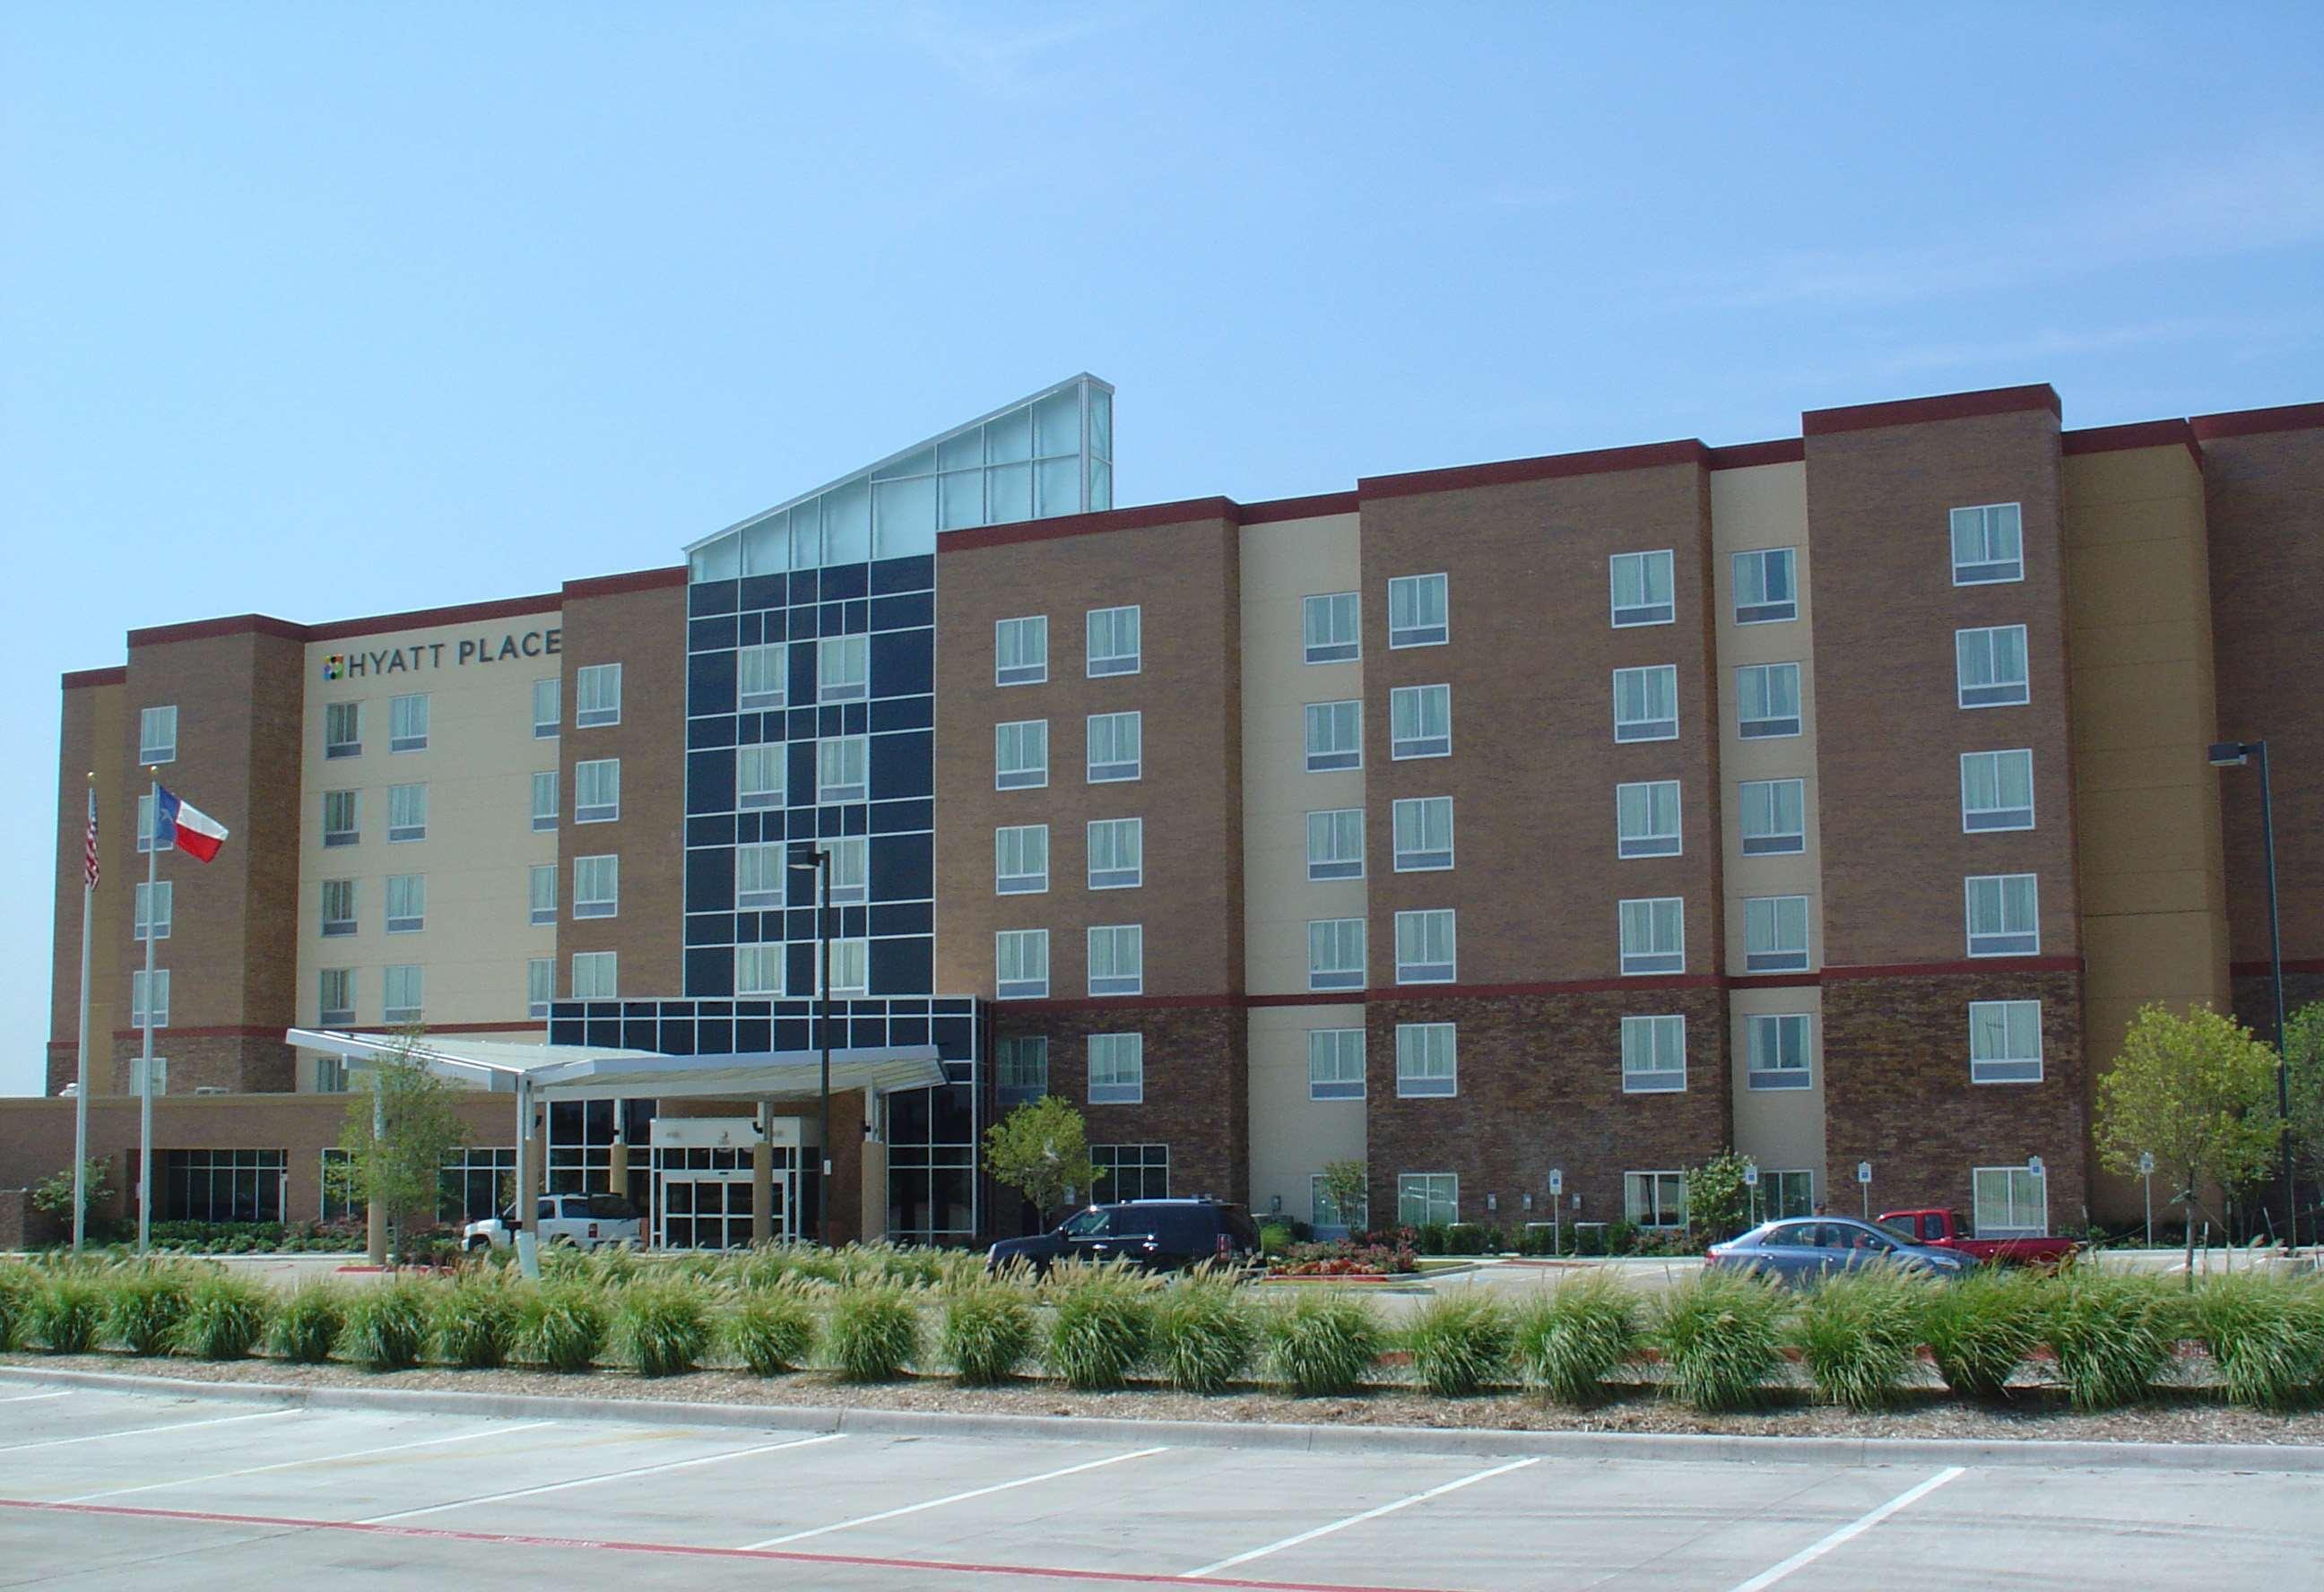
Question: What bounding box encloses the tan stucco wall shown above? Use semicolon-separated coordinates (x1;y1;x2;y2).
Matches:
1246;1004;1368;1226
1728;985;1827;1196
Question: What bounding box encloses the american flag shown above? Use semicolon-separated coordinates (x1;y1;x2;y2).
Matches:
83;787;99;890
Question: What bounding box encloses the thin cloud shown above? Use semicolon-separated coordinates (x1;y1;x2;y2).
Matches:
874;4;1149;100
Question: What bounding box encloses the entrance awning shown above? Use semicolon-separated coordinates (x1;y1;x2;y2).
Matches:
284;1029;947;1103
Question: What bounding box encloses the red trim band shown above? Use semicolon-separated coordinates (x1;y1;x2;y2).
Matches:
2190;402;2324;442
1821;956;2083;981
61;666;127;689
2231;959;2324;978
1357;439;1707;500
939;497;1239;553
2060;419;2201;463
1705;437;1806;470
1239;491;1360;523
565;567;688;599
1803;384;2061;437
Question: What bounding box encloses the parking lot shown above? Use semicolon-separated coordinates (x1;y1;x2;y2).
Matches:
1;1384;2320;1589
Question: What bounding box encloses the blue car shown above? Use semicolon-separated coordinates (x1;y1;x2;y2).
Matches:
1706;1216;1971;1285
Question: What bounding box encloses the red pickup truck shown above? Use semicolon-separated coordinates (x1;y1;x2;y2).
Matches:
1879;1208;2079;1268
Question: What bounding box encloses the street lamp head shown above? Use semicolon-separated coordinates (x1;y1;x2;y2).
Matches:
2208;741;2252;768
788;850;828;872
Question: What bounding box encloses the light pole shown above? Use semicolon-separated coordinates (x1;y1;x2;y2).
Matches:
790;846;834;1247
2209;740;2294;1246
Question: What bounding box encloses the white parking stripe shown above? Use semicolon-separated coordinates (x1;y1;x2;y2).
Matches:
1723;1466;1965;1592
0;1408;299;1454
0;1391;75;1405
60;1419;560;1502
358;1432;843;1523
741;1446;1169;1550
1179;1456;1542;1579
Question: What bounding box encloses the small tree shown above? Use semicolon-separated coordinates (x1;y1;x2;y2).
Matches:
2095;1003;2283;1283
30;1157;113;1236
1316;1158;1369;1233
1685;1150;1754;1242
332;1036;472;1261
983;1095;1098;1227
2285;1001;2324;1242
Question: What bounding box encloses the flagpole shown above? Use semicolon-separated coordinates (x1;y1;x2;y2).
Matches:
72;777;95;1254
137;774;160;1256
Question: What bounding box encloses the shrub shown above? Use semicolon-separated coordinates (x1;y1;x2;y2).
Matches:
341;1279;433;1371
514;1280;608;1372
269;1284;349;1363
1045;1267;1154;1391
174;1273;271;1361
2189;1274;2324;1411
1513;1271;1641;1404
611;1281;712;1378
1259;1224;1294;1258
1149;1271;1258;1394
1654;1269;1786;1412
104;1268;192;1356
725;1288;820;1376
937;1284;1037;1386
2040;1269;2179;1411
31;1272;105;1354
824;1285;922;1381
433;1270;521;1371
1404;1292;1514;1397
1791;1267;1929;1411
0;1267;31;1350
1922;1267;2040;1399
1263;1290;1383;1397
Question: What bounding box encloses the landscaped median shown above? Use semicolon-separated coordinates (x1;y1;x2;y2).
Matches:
5;1247;2324;1440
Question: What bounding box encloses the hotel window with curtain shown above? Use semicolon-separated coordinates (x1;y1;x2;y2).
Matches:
325;701;361;757
575;759;620;823
995;617;1047;686
1086;605;1141;677
1087;818;1141;889
574;854;620;919
575;663;622;727
389;694;429;753
387;783;427;843
140;705;178;764
737;644;786;710
736;842;786;909
532;678;559;738
528;864;557;925
1088;925;1144;997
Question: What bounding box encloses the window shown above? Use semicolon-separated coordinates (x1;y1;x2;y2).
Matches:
1093;1141;1168;1199
1393;908;1456;983
321;878;356;938
132;1055;169;1095
1737;662;1802;738
383;965;422;1023
1619;896;1685;974
1621;1015;1687;1093
1625;1171;1687;1228
140;705;178;764
1763;1170;1816;1220
1086;605;1141;677
160;1149;285;1223
1088;1033;1143;1103
1395;1022;1457;1097
1961;749;2035;831
575;663;622;727
1308;1029;1366;1101
1747;1013;1813;1090
137;792;158;852
1389;684;1452;758
1312;1173;1366;1231
1957;625;2030;708
1304;701;1362;771
994;616;1047;686
1733;548;1798;624
390;694;429;753
1739;779;1806;856
1973;1165;2049;1238
1302;593;1360;663
571;951;618;999
1388;574;1448;647
1307;918;1366;992
574;759;620;823
1392;796;1453;871
995;825;1047;894
322;791;361;848
1609;549;1675;627
819;835;868;906
386;874;425;934
995;930;1049;999
574;854;620;919
995;721;1048;790
736;745;785;809
387;783;427;843
1965;873;2039;956
438;1146;519;1224
1743;895;1810;973
1951;503;2024;585
1306;809;1365;880
1087;818;1142;889
1088;924;1143;996
131;968;170;1027
736;843;786;909
737;644;787;710
1086;711;1141;782
532;678;559;739
1613;665;1678;741
997;1036;1048;1104
733;946;784;996
1616;781;1681;858
531;770;559;831
1398;1172;1457;1226
325;701;362;758
529;864;557;926
819;735;868;802
320;967;356;1026
1970;999;2044;1084
818;636;868;703
134;880;172;941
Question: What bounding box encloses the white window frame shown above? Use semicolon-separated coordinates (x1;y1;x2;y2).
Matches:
389;693;429;753
575;663;622;727
1398;1172;1457;1226
1387;573;1448;648
382;965;422;1024
325;700;362;758
1956;625;2031;709
1739;778;1806;856
1304;700;1362;772
386;782;427;843
573;853;620;920
1305;808;1365;880
1612;665;1678;742
1973;1164;2049;1238
1609;549;1676;627
818;735;869;802
1312;1172;1366;1231
817;636;869;704
385;873;425;935
1092;1142;1169;1200
994;616;1048;686
824;938;870;996
1086;604;1141;678
1970;999;2045;1085
321;967;358;1027
1087;923;1144;997
1087;817;1142;890
1307;1028;1366;1101
1391;796;1453;871
1302;593;1360;663
1743;895;1811;973
1620;1014;1687;1094
1088;1032;1143;1104
995;824;1048;895
1736;662;1802;739
1389;683;1452;759
1616;780;1682;859
528;863;557;926
320;878;356;938
140;705;178;764
1618;896;1685;975
130;968;170;1028
1732;547;1799;624
1307;917;1366;992
1395;1021;1457;1098
134;879;173;942
996;1035;1048;1104
531;678;559;739
570;950;618;1000
733;945;785;997
736;842;787;910
1961;748;2036;832
995;929;1049;999
1965;872;2040;956
1086;710;1142;783
574;758;620;824
736;744;785;809
1392;908;1456;984
824;835;869;905
531;769;559;831
995;720;1048;790
1746;1012;1813;1091
1625;1171;1687;1228
737;643;787;710
1951;503;2025;586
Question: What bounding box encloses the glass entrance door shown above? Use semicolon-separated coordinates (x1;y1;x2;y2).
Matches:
650;1145;798;1250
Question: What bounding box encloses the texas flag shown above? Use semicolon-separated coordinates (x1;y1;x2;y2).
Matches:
155;784;230;863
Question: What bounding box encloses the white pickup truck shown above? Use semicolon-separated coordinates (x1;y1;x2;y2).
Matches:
463;1193;643;1253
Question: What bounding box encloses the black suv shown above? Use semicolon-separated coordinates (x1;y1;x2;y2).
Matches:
986;1198;1263;1275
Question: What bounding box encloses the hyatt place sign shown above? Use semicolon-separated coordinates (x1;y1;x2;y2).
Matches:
323;629;561;679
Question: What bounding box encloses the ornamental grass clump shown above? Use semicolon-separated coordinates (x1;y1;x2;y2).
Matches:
1922;1267;2041;1400
824;1284;923;1381
612;1281;712;1378
341;1278;433;1371
1654;1268;1787;1412
104;1268;192;1356
30;1271;105;1355
432;1269;522;1371
1149;1269;1258;1394
513;1280;608;1372
1513;1271;1642;1406
1403;1292;1515;1398
2040;1269;2180;1411
1045;1266;1155;1391
269;1283;350;1364
724;1285;820;1376
1790;1265;1930;1412
0;1267;30;1351
174;1272;271;1361
1263;1289;1383;1397
2188;1273;2324;1411
937;1283;1036;1386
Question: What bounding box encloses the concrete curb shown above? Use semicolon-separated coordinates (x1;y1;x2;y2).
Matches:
7;1363;2323;1474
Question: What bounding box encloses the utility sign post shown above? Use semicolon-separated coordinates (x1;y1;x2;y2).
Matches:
1856;1160;1873;1221
1742;1161;1759;1226
2139;1150;2156;1249
1548;1168;1563;1254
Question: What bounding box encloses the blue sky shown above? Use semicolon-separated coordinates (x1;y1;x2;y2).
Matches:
4;4;2320;1094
